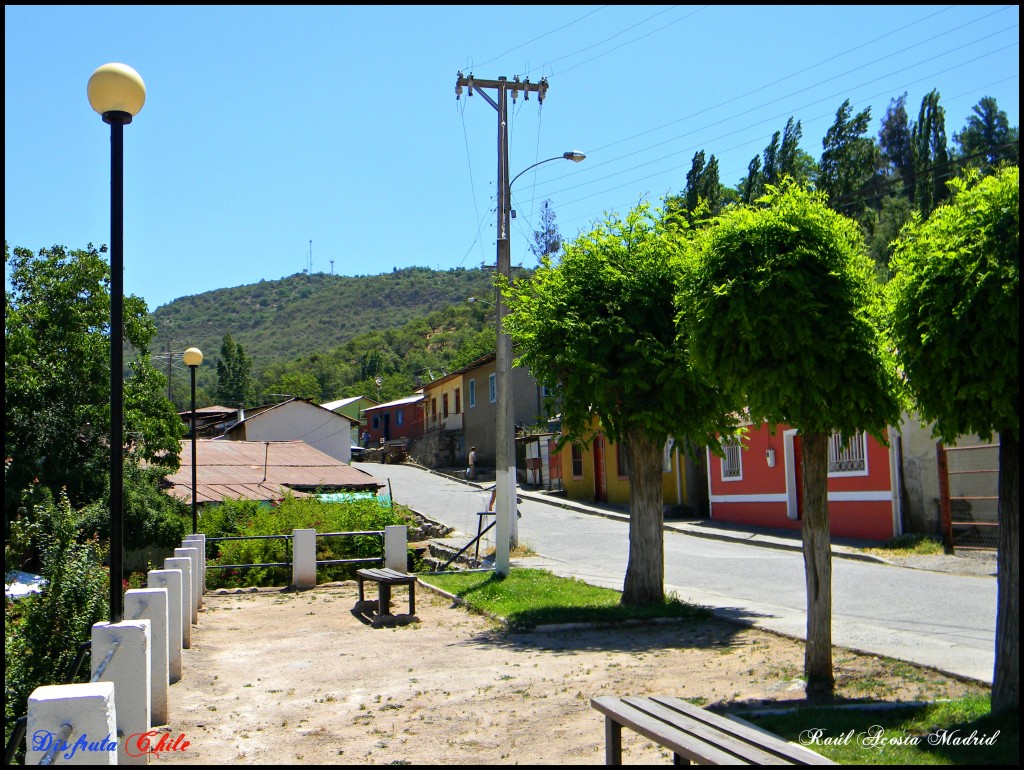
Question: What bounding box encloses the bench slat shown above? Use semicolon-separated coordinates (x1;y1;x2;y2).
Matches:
649;697;833;765
623;697;793;765
592;695;835;766
592;696;747;765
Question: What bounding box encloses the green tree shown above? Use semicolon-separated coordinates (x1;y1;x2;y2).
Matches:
682;183;901;695
953;96;1019;175
5;242;184;513
817;99;881;220
878;93;915;200
912;89;950;218
529;200;563;262
215;333;256;407
888;167;1018;714
503;203;735;605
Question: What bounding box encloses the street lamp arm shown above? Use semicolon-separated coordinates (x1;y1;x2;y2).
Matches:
509;151;586;190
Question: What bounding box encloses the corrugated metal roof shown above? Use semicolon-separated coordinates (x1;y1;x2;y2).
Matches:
321;395;376;411
166;440;382;504
362;394;425;411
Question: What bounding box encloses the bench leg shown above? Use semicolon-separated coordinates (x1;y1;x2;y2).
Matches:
409;581;415;615
357;576;365;604
605;717;622;765
378;583;392;616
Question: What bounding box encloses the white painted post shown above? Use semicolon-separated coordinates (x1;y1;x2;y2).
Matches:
26;682;117;765
292;528;317;588
174;546;201;623
92;620;151;766
183;533;206;606
164;557;193;648
125;588;169;727
148;569;183;682
384;525;408;572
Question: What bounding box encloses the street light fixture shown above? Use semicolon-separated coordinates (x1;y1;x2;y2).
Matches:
88;62;146;624
494;149;586;575
183;347;203;534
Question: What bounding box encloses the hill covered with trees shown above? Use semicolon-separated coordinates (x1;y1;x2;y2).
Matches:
152;265;522;410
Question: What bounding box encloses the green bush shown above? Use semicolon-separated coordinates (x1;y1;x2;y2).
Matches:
5;491;108;759
200;494;414;588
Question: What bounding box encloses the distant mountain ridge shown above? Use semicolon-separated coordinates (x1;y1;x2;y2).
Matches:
150;266;508;372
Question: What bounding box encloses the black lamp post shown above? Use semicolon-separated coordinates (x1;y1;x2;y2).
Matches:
88;62;146;624
183;347;204;533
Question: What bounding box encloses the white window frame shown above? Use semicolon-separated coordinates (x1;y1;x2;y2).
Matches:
663;437;675;473
488;373;497;404
827;430;869;477
721;437;743;482
468;378;476;408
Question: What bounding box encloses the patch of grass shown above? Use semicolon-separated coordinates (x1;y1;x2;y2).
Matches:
423;568;710;630
743;694;1016;765
865;534;945;556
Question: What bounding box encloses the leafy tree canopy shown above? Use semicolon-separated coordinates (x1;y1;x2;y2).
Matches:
5;242;184;512
888;167;1019;443
682;182;901;440
504;202;735;449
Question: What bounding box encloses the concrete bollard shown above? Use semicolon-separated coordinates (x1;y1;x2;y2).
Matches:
174;546;201;624
183;533;206;607
147;569;183;682
292;528;317;588
92;620;151;766
26;682;117;765
125;588;169;727
164;557;193;648
384;525;408;572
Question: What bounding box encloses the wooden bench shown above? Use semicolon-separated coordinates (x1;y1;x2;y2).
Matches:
355;568;416;619
591;695;835;765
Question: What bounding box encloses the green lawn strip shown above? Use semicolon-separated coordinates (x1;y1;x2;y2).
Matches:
740;694;1016;765
862;533;946;557
422;568;710;630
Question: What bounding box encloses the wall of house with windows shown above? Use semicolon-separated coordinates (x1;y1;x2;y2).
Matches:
554;422;692;510
706;421;899;541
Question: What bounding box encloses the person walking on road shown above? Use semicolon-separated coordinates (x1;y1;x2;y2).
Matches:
467;446;478;480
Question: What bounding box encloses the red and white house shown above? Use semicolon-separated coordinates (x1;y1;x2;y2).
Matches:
707;421;903;541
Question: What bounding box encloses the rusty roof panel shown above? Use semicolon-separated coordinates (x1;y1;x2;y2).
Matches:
166;440;382;503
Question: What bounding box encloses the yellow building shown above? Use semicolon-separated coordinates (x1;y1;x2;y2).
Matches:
553;421;701;511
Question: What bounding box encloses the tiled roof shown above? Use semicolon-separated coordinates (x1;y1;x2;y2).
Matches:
165;440;382;504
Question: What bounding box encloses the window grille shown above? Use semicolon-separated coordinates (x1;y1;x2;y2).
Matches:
828;431;866;473
722;439;742;479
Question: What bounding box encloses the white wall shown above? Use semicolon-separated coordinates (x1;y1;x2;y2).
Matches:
241;401;352;463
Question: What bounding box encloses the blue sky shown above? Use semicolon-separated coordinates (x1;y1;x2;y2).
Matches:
5;5;1019;312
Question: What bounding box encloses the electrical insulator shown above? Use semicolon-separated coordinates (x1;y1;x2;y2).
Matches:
523;77;530;101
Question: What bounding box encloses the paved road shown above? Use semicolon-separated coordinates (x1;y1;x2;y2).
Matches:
371;463;996;684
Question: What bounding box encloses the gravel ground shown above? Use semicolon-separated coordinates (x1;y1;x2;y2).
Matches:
158;576;989;766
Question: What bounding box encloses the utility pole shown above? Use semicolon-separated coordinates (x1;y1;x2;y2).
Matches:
456;72;548;575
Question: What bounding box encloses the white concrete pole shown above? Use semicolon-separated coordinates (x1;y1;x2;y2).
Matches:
91;620;151;765
174;546;201;623
164;557;193;648
292;529;317;588
125;588;169;726
183;533;206;606
384;525;408;572
148;569;183;682
26;682;117;765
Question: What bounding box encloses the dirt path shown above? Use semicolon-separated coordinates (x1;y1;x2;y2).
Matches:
157;581;987;765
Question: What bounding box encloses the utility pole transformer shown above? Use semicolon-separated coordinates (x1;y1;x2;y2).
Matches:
456;72;548;575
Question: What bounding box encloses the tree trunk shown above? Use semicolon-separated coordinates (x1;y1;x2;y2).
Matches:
801;430;834;697
992;432;1019;714
621;431;665;606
